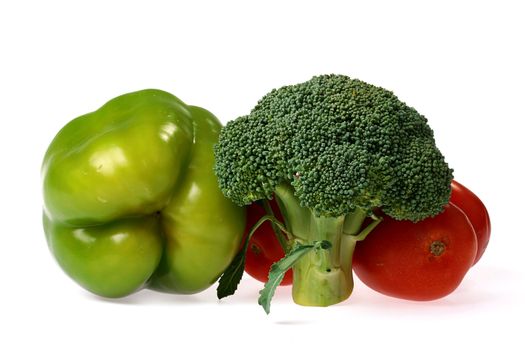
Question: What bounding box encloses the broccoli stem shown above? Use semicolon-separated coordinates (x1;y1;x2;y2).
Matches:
274;184;369;307
261;199;290;252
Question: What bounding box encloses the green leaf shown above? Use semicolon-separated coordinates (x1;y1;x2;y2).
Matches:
258;240;332;314
217;214;284;299
216;249;247;299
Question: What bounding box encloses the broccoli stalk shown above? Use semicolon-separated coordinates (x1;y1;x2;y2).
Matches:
214;75;453;310
275;184;381;306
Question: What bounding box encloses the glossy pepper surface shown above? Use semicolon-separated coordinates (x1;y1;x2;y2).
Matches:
42;89;245;298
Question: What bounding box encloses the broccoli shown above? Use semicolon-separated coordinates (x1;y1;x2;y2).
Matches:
214;74;453;308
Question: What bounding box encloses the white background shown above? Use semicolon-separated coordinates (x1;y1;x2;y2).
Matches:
1;0;523;349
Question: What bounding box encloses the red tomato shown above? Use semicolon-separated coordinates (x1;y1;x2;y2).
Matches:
352;203;477;301
244;201;293;285
450;180;491;265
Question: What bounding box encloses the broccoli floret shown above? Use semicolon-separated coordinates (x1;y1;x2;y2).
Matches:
215;74;452;221
214;74;453;307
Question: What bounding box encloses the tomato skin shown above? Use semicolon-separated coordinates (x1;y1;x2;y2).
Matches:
450;180;491;265
244;201;293;285
353;203;477;301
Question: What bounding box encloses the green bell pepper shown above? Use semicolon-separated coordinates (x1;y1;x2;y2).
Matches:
42;89;245;298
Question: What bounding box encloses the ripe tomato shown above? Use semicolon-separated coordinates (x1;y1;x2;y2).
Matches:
352;203;477;301
244;200;293;285
450;180;491;265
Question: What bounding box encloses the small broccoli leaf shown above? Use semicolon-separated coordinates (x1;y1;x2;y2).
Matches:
217;214;280;299
258;240;332;314
216;249;247;299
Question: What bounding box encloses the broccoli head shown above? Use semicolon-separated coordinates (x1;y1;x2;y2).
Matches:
214;74;453;221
